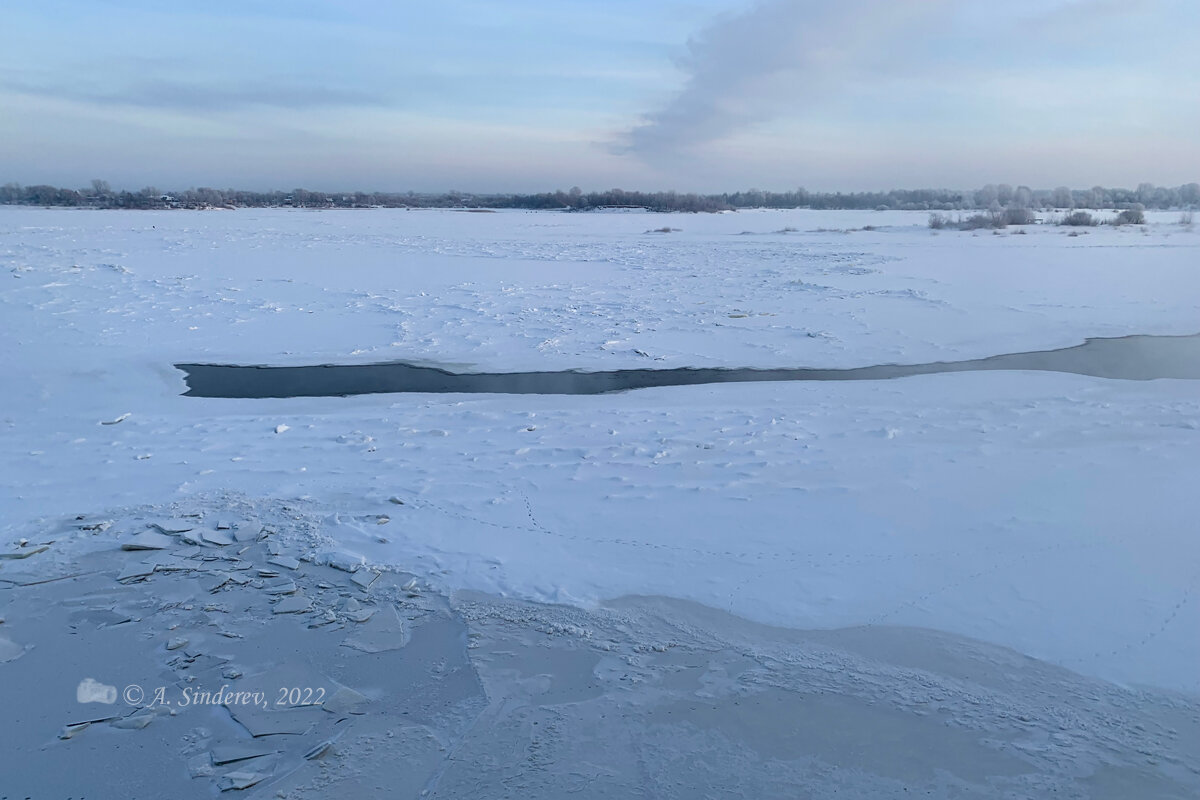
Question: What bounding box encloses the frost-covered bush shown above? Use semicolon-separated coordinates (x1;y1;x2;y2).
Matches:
930;211;1011;230
1113;205;1145;225
1003;207;1037;225
960;212;1005;230
1061;211;1097;227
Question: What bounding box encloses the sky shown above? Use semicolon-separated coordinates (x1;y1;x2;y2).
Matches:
2;0;1197;193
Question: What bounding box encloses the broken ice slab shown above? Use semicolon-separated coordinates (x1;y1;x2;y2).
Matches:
77;519;113;531
217;770;268;791
139;552;191;571
344;607;376;623
273;594;312;614
214;520;232;530
266;541;284;556
111;711;155;730
308;609;338;628
204;572;232;593
263;578;297;595
179;653;231;674
150;519;196;534
318;549;365;572
232;525;261;543
227;704;321;737
304;739;334;760
322;686;369;715
121;531;177;551
0;545;49;560
202;529;235;547
210;743;278;766
267;555;300;571
60;712;118;739
341;605;408;653
166;636;189;651
116;561;156;581
58;722;91;740
305;720;350;759
340;597;375;623
68;608;132;629
350;569;380;590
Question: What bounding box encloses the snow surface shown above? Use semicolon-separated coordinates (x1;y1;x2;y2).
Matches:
3;206;1199;693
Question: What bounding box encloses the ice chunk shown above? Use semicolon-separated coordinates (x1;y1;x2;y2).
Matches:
316;549;365;572
204;573;231;593
273;594;312;614
210;743;277;766
116;561;156;581
150;519;195;534
350;569;379;590
322;686;369;715
111;711;155;730
203;529;235;546
69;609;132;629
263;578;297;595
345;607;375;623
0;545;49;560
341;605;407;653
58;722;91;740
227;704;319;737
121;531;176;551
217;770;267;791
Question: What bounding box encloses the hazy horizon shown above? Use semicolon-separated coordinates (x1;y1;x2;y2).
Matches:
4;0;1197;193
5;180;1200;199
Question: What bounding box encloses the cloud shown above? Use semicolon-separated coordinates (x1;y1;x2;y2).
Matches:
0;69;389;113
614;0;954;158
613;0;1196;163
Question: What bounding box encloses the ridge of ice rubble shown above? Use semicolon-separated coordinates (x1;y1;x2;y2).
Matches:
0;495;1197;798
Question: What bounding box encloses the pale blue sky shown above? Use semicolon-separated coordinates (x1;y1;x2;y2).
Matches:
2;0;1196;192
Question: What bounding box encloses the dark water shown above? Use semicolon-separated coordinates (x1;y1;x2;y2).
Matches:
176;333;1200;398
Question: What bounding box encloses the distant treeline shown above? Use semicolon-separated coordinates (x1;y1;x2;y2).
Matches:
2;180;1198;212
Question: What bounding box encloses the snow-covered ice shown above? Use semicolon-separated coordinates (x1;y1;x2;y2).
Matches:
3;206;1199;700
